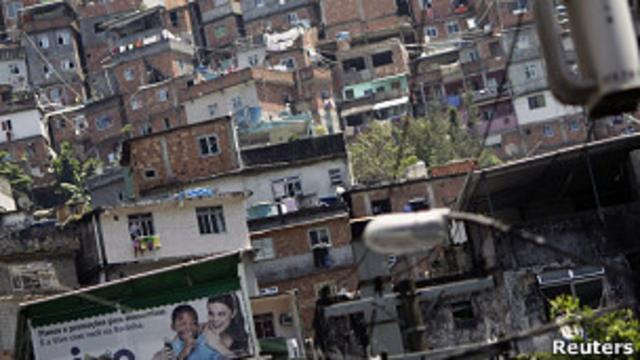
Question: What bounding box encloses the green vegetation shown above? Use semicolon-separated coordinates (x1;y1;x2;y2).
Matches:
51;142;101;212
348;107;501;184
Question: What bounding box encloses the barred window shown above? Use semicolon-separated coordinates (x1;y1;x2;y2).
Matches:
196;206;226;234
128;213;155;237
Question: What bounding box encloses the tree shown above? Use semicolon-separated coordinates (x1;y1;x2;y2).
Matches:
348;121;417;185
518;295;640;359
0;150;32;196
348;107;501;184
51;142;100;211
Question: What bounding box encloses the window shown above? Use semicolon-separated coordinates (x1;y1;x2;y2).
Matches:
38;35;49;48
255;0;265;7
421;0;432;8
124;68;135;81
483;110;494;121
489;41;502;57
164;118;171;130
344;89;355;100
309;227;331;248
94;21;105;34
43;65;51;78
446;21;460;35
61;59;75;71
512;0;529;12
198;134;220;156
287;12;299;24
208;103;218;117
272;176;302;200
371;198;391;215
50;88;62;103
467;49;480;62
9;63;20;74
169;10;179;27
141;122;153;135
248;54;259;66
538;267;605;310
424;26;438;38
516;33;531;49
527;94;546;110
57;31;70;46
568;120;581;132
143;168;156;179
131;96;141;110
328;168;343;186
231;96;243;110
1;119;12;131
253;238;276;261
280;58;296;70
451;301;476;329
128;213;155;238
11;263;57;291
524;63;538;80
391;81;401;90
74;115;87;134
543;124;555;138
253;314;276;339
196;206;226;234
96;114;113;130
215;26;227;38
372;51;393;67
5;2;20;19
342;57;366;72
157;88;168;102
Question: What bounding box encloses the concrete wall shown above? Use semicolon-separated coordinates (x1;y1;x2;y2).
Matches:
99;196;250;264
513;90;582;126
199;157;350;208
183;82;261;124
0;178;15;212
0;58;28;91
507;59;547;97
0;109;47;143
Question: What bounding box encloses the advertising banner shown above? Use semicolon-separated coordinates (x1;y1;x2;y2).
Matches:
30;291;253;360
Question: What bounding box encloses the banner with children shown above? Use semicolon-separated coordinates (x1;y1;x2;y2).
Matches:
29;291;254;360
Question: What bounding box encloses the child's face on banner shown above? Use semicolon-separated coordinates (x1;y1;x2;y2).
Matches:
173;312;198;341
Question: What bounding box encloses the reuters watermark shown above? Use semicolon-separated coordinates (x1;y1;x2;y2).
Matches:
553;340;635;356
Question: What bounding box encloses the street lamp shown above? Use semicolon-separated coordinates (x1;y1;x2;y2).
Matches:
363;208;579;263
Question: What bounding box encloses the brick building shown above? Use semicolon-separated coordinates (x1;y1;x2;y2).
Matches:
248;204;357;332
181;66;337;133
346;159;474;217
319;0;413;41
47;95;127;165
241;0;321;37
334;38;412;133
189;0;244;69
75;0;142;99
0;90;52;184
121;116;240;197
19;1;88;106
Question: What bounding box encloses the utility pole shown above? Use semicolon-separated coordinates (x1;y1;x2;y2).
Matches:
397;278;426;352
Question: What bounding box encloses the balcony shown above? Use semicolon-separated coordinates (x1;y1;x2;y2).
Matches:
472;86;512;103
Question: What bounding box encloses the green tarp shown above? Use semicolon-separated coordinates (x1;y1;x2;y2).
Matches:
23;253;240;327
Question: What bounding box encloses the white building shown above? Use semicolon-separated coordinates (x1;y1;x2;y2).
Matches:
513;90;582;126
0;176;16;212
0;107;47;144
98;190;251;275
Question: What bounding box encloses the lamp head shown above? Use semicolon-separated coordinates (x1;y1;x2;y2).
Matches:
363;208;451;255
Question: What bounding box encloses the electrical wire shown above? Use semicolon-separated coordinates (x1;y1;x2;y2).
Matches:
21;31;84;101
